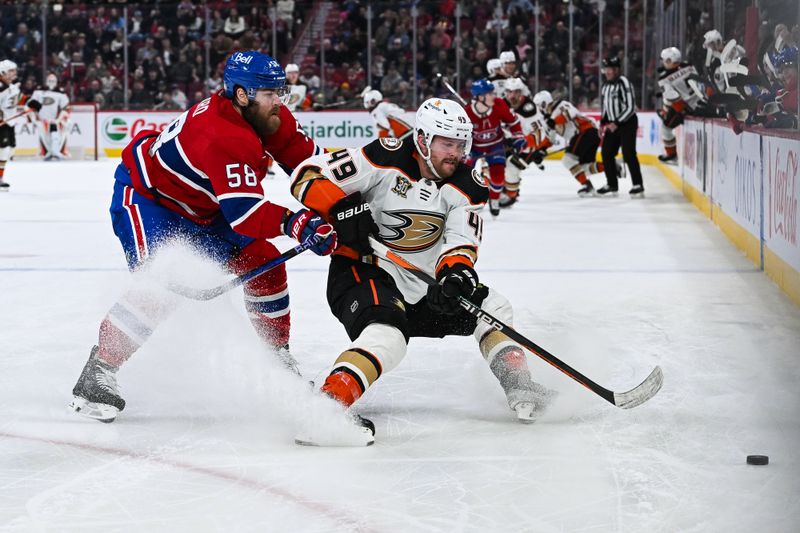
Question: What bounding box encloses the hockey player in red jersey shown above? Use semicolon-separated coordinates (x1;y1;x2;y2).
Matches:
465;79;525;216
69;51;336;422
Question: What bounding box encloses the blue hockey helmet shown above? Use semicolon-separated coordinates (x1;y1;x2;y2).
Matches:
471;78;495;98
223;51;286;100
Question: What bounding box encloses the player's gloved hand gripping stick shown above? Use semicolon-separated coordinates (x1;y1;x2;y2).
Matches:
368;236;664;409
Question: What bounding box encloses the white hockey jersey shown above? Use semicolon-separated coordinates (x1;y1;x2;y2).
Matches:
369;102;412;139
30;88;69;122
291;138;488;303
658;63;702;109
546;99;596;142
285;82;308;112
0;82;25;125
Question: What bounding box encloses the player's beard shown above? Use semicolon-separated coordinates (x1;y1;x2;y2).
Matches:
242;100;282;137
432;154;459;179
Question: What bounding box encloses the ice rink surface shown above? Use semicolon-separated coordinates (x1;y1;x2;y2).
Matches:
1;159;799;532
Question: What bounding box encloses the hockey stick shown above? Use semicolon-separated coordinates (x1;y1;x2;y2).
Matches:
368;237;663;409
0;108;34;126
167;235;322;301
436;73;468;106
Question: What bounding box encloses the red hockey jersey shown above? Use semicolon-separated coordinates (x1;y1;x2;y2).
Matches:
121;92;320;239
464;98;523;150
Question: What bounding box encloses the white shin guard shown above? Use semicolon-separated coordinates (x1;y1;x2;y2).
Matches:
349;323;407;376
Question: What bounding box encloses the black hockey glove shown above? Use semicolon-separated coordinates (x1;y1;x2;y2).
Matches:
26;99;42;112
545;117;556;129
329;191;379;255
427;263;479;315
523;149;546;166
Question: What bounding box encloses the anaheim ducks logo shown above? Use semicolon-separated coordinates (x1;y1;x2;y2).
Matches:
380;137;402;150
380;210;445;253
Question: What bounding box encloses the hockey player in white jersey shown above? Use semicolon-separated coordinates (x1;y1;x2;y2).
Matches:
362;87;412;139
290;98;553;445
656;47;718;163
533;90;620;196
500;77;548;207
31;73;70;160
283;63;310;112
0;60;41;190
488;51;529;98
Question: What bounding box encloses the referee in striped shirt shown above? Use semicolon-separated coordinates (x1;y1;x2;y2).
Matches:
599;57;644;197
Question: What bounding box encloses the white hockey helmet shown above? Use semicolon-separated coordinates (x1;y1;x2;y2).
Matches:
413;98;473;180
703;30;723;48
362;88;383;109
499;51;516;64
486;58;502;77
0;59;18;76
660;47;682;64
505;77;526;93
533;90;553;112
285;63;299;74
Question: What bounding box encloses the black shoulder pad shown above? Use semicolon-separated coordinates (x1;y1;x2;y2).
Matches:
520;100;537;117
444;165;489;205
362;137;422;179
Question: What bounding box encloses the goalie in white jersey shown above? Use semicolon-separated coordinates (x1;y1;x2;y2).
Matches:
290;98;553;445
31;73;70;160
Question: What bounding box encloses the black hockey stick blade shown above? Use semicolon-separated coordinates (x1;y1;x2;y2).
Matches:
368;237;664;409
168;235;321;301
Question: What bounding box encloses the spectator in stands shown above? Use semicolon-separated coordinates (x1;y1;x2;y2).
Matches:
209;10;225;36
154;91;183;111
128;10;146;42
277;0;296;36
223;8;246;39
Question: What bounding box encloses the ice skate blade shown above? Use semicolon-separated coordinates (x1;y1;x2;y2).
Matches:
514;402;537;424
69;396;119;423
630;192;646;199
294;428;375;447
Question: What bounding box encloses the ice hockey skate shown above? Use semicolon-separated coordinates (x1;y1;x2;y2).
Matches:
629;185;646;198
499;192;518;208
577;182;596;197
69;346;125;422
488;197;501;216
597;185;619;196
658;153;678;165
506;382;559;423
0;179;9;191
295;413;375;447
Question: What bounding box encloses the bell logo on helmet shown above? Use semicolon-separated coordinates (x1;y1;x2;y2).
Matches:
232;52;253;64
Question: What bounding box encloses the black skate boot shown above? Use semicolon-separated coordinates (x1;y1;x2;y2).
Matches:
0;179;9;192
597;185;619;196
499;192;518;208
658;152;678;165
489;198;501;216
69;346;125;422
577;182;596;197
629;185;645;198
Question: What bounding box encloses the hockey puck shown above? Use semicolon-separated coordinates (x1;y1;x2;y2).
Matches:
746;455;769;465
